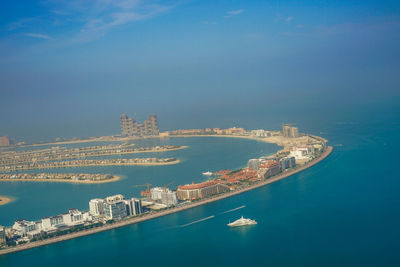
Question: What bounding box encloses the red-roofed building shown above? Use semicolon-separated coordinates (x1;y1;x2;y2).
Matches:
177;180;229;200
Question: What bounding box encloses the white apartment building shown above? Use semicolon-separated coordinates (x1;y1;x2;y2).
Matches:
150;187;178;206
89;198;105;216
290;146;315;160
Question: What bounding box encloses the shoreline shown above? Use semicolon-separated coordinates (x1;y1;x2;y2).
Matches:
0;159;180;172
0;175;121;184
0;146;187;167
0;146;333;256
165;134;307;148
0;196;13;206
15;136;162;148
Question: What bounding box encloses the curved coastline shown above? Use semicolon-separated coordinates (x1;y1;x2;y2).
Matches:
0;196;13;206
0;145;333;256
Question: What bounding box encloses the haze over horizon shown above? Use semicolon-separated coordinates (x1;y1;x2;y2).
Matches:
1;0;399;142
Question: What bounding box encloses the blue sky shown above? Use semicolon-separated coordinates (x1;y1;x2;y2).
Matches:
1;0;399;141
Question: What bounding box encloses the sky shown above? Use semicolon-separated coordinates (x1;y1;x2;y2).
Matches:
0;0;399;142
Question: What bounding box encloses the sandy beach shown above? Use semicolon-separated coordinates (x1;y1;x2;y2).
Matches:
0;176;121;184
0;146;332;256
0;196;13;206
166;134;316;151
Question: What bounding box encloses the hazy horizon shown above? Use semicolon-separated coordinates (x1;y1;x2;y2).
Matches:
1;0;399;142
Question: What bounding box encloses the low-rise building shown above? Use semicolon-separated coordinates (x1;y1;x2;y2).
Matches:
290;146;314;160
250;129;272;137
12;220;37;236
177;181;229;200
13;208;92;238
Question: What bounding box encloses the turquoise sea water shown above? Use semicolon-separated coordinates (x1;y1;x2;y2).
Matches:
1;119;400;266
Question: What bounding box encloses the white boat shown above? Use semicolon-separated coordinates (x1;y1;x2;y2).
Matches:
202;171;213;176
227;216;257;227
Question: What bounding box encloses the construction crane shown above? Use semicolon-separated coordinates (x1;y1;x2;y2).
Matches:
132;183;152;198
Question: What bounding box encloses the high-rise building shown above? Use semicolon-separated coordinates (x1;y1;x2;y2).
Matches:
282;124;299;138
104;194;127;220
0;225;6;246
120;114;159;137
150;187;178;206
89;199;105;216
124;198;143;216
279;156;296;170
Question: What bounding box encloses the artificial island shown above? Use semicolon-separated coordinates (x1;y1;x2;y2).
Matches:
0;114;332;255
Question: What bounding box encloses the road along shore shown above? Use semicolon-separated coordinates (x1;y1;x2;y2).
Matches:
0;146;333;256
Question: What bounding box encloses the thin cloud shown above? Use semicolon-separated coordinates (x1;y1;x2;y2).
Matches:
285;17;294;23
202;21;217;25
296;24;304;28
7;18;35;31
227;9;244;15
75;4;171;43
24;33;53;40
11;0;174;44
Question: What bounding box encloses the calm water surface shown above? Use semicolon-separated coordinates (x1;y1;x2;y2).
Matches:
1;120;400;266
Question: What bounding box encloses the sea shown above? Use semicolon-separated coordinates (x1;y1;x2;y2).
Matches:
0;109;400;266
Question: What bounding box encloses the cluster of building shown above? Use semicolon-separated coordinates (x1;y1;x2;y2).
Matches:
215;169;259;185
289;145;320;161
0;144;136;164
0;144;180;166
9;209;92;240
0;124;327;249
0;157;177;172
120;114;159;137
2;194;144;245
164;127;247;136
89;195;143;220
174;155;297;201
249;129;278;137
0;173;115;182
163;125;300;139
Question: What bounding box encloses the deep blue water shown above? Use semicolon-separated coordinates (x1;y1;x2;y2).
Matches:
1;119;400;266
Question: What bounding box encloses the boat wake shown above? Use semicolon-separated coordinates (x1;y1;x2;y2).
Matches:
220;205;246;214
179;215;215;228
